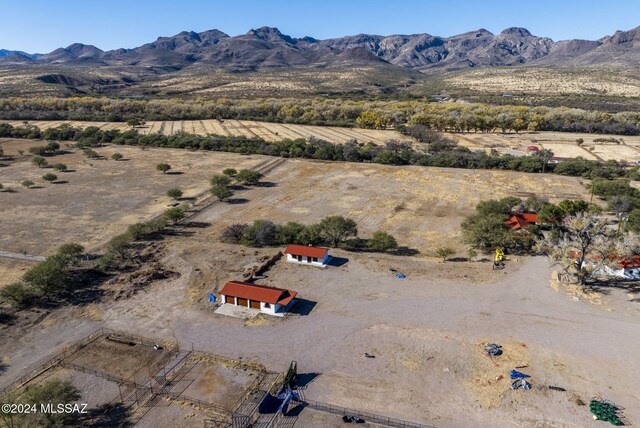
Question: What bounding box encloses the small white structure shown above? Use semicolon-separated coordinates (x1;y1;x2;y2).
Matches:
284;244;330;267
601;257;640;280
219;281;298;317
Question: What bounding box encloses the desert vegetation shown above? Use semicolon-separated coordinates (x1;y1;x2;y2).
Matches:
221;216;398;252
2;97;640;135
1;122;636;180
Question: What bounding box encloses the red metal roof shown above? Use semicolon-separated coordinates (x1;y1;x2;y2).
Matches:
618;256;640;268
219;281;298;306
567;252;640;268
527;146;539;151
505;213;541;230
284;244;328;259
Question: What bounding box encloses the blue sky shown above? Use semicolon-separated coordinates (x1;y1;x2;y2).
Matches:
2;0;639;53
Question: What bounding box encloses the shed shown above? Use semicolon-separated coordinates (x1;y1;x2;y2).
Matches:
284;244;330;267
219;281;298;317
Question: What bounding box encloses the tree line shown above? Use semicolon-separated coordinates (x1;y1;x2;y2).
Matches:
1;123;637;181
222;216;398;253
2;96;640;135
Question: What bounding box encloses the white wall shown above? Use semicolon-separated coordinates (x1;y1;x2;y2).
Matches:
286;252;329;267
221;295;296;316
260;302;281;316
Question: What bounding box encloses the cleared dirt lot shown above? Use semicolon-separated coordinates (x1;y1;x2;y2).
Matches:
0;140;266;256
0;119;413;145
450;130;640;162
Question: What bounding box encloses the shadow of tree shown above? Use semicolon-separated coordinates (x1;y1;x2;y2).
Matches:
82;402;132;427
227;198;249;204
586;278;640;297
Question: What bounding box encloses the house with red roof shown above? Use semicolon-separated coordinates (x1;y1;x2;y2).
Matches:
505;213;541;232
284;244;330;267
219;281;298;316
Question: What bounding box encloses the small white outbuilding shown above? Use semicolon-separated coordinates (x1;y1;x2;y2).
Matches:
284;244;330;267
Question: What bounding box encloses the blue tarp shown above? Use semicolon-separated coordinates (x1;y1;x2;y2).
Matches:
510;370;530;379
208;293;216;303
276;387;300;414
396;274;406;279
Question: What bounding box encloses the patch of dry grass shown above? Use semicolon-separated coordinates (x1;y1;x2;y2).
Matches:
466;339;530;408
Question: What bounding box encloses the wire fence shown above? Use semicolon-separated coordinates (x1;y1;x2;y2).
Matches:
303;399;434;428
0;251;45;262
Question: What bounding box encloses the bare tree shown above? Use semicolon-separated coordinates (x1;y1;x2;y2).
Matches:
536;214;631;285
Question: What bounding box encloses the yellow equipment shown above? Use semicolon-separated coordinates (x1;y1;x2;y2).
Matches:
493;248;507;270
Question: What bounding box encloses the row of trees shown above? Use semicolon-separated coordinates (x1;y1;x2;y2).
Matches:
1;123;635;180
221;216;398;252
210;168;263;201
3;97;640;135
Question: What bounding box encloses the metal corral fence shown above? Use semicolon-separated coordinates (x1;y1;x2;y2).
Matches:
0;327;176;399
304;399;434;428
0;251;45;262
0;327;105;398
163;391;229;416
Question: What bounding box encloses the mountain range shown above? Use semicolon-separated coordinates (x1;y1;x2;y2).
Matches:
2;25;640;72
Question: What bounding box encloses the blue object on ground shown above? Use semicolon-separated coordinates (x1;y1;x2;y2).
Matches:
396;274;406;279
208;293;216;303
510;369;530;379
483;343;502;356
277;386;300;414
511;379;532;390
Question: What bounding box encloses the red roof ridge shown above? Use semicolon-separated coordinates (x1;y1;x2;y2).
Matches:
220;281;298;306
284;244;329;258
505;212;540;230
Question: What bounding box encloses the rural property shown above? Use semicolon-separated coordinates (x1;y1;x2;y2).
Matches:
2;6;640;428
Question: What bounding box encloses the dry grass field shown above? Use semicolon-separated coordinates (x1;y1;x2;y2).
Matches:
189;159;592;259
0;140;267;258
445;67;640;97
0;142;592;258
1;119;412;145
450;130;640;162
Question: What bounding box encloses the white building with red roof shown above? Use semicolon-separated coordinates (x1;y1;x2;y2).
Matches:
284;244;330;267
219;281;298;316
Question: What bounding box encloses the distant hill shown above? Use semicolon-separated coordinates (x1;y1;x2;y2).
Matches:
3;25;640;71
0;49;41;60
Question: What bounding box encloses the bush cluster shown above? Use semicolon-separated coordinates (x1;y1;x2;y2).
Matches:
221;217;398;252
